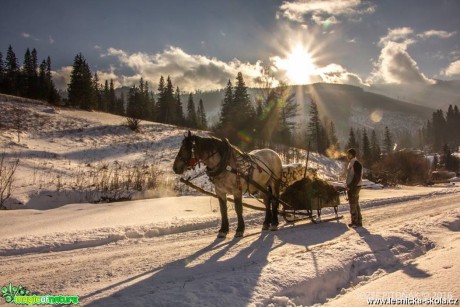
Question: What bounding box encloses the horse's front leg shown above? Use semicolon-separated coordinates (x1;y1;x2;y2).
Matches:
234;194;245;238
217;191;229;238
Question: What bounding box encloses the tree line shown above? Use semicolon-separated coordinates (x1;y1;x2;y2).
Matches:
0;45;59;103
67;53;208;130
419;104;460;152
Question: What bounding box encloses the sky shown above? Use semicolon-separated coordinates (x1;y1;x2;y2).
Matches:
1;0;459;92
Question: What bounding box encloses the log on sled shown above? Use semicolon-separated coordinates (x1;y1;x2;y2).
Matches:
280;176;345;223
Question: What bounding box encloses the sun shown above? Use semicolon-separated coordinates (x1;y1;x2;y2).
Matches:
274;45;317;85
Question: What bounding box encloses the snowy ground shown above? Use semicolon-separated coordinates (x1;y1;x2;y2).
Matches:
1;99;460;306
1;185;459;306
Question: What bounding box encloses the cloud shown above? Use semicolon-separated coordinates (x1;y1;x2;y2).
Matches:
441;60;460;76
314;63;368;86
417;30;456;39
378;27;414;46
369;27;434;85
450;50;460;60
95;66;123;88
278;0;375;23
20;32;40;41
52;66;73;90
48;35;55;44
102;46;265;92
311;14;340;26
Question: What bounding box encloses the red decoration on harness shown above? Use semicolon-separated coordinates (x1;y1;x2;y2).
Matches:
188;158;199;167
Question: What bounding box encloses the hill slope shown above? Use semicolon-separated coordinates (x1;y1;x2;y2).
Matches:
0;98;342;210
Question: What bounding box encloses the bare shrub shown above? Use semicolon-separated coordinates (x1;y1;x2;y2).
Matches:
0;154;19;209
125;117;141;132
370;152;430;186
47;160;170;203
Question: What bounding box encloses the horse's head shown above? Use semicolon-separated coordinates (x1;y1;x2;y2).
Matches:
173;131;197;174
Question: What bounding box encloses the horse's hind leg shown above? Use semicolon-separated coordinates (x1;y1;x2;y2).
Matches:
270;181;280;231
234;195;245;238
217;192;229;238
263;187;272;231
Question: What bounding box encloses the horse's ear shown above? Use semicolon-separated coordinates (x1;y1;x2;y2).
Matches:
188;130;192;137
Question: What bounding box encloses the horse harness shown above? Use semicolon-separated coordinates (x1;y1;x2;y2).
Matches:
188;137;263;192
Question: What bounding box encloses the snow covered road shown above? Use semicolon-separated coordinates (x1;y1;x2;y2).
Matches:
1;187;459;306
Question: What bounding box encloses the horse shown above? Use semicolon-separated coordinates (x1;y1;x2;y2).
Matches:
173;131;282;238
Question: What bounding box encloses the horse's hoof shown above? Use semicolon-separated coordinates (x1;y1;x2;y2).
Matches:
270;225;278;231
217;231;228;238
262;224;270;231
234;231;244;238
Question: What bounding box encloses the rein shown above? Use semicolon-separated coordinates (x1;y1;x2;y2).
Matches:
184;136;230;178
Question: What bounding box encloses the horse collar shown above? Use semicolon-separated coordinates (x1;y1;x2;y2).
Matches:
205;141;231;178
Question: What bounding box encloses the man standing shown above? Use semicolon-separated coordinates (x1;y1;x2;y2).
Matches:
346;148;363;228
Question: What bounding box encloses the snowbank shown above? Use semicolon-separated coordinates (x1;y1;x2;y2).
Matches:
1;185;458;257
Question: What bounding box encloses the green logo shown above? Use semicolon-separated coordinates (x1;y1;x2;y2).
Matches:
1;283;79;305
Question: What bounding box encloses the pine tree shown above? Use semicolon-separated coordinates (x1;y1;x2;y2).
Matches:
276;85;298;146
68;53;95;110
0;52;4;91
23;48;32;73
109;79;116;114
346;127;359;150
446;105;456;145
102;79;109;112
233;72;255;134
454;105;460;150
44;56;59;104
254;81;298;147
31;49;38;77
197;98;208;130
383;126;394;154
22;48;35;97
355;128;362;151
156;76;167;123
218;79;234;134
93;72;102;110
38;60;47;99
307;99;320;151
325;118;339;150
186;93;197;128
307;99;325;153
165;76;177;124
442;144;458;172
141;79;152;120
361;129;371;166
127;84;141;119
432;109;447;151
370;130;381;163
175;86;184;125
5;45;19;94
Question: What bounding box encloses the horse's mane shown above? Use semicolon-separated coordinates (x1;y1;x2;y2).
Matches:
194;135;247;177
195;135;244;156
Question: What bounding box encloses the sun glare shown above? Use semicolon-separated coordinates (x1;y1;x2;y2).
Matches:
275;45;316;85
